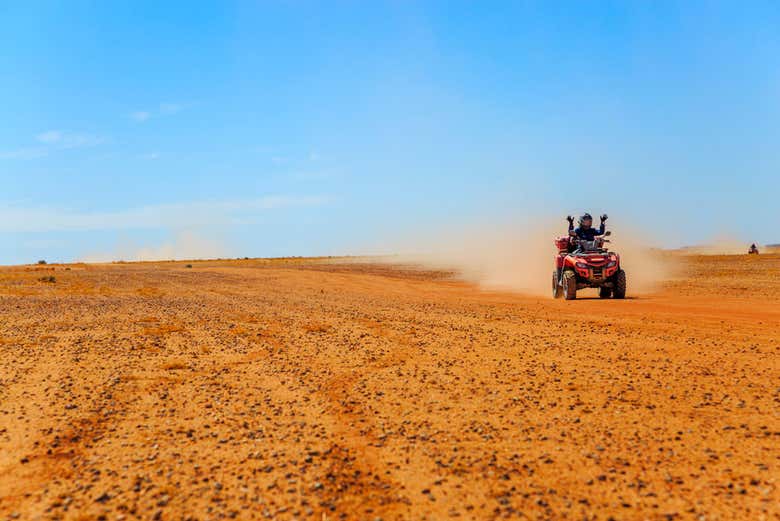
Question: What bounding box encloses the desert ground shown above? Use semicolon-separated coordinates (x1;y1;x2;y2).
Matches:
0;254;778;520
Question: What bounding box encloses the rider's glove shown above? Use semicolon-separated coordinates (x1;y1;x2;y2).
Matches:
600;214;608;222
566;215;574;223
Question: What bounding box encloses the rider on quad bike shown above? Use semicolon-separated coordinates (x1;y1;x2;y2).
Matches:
554;213;626;300
567;213;607;241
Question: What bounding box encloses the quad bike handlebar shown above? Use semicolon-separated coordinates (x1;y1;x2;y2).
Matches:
571;231;612;253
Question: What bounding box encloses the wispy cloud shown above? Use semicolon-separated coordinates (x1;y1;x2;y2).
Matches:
159;103;182;115
0;195;330;233
36;130;105;149
0;130;105;160
36;131;62;144
290;169;343;181
130;111;151;122
129;102;187;123
252;147;325;165
0;147;48;160
139;152;160;160
22;238;67;250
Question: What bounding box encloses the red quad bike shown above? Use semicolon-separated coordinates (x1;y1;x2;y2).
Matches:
552;231;627;300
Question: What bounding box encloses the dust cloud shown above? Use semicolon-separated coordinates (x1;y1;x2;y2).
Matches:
384;217;674;296
676;234;756;255
80;231;228;263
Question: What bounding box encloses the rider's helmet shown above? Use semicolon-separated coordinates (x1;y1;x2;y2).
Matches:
578;213;593;228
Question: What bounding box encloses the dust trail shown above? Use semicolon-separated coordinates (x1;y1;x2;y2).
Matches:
79;231;228;263
676;234;758;255
383;217;674;296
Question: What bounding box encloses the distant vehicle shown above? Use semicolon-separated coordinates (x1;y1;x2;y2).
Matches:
748;244;759;255
553;231;626;300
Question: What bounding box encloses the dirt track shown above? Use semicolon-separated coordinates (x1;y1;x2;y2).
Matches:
1;255;778;520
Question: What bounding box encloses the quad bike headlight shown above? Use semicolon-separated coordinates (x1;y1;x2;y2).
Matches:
575;262;588;269
607;261;617;267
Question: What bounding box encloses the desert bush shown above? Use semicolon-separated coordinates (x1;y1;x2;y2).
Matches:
37;260;47;265
185;264;193;268
38;276;56;283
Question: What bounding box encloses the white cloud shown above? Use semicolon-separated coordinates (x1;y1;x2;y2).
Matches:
36;130;62;144
0;195;330;233
290;169;342;181
45;131;104;149
0;147;48;160
130;111;151;122
130;102;187;122
139;152;160;160
159;103;182;114
0;130;104;160
22;238;67;250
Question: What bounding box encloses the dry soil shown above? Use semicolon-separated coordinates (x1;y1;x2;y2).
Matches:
0;255;778;520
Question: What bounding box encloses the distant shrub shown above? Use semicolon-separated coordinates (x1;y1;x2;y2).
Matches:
185;264;193;268
38;276;56;283
37;260;47;265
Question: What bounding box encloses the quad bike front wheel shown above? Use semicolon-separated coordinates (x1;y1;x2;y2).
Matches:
599;287;612;299
552;270;562;299
613;270;627;299
562;270;577;300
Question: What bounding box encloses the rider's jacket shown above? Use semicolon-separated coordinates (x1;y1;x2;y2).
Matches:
569;222;606;240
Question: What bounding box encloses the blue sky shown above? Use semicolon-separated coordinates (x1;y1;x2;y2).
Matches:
2;1;779;263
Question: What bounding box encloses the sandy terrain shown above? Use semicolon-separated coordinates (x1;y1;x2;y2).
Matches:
0;254;778;520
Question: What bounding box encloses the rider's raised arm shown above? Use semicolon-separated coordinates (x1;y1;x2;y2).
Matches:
594;221;606;236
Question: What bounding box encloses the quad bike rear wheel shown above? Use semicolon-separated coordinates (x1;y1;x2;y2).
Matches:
599;287;612;299
552;270;562;299
613;270;627;299
562;270;577;300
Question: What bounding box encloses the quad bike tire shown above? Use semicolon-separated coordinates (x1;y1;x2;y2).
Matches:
599;287;612;299
613;270;627;299
562;270;577;300
552;270;562;299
